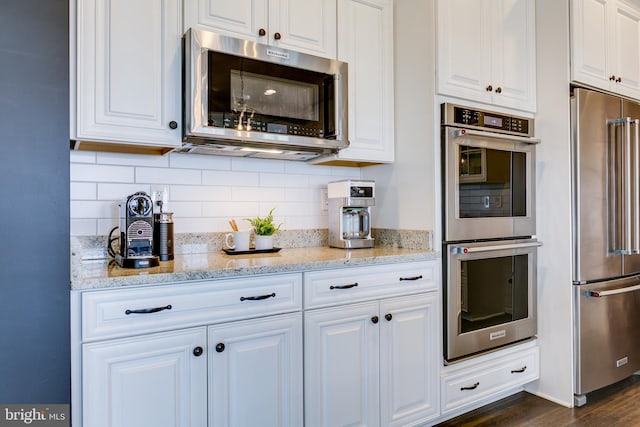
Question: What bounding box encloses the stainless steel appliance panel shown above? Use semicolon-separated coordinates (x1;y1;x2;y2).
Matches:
443;127;537;242
574;275;640;394
445;239;540;361
622;99;640;275
573;89;625;282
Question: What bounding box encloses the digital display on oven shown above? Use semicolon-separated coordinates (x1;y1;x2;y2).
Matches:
484;116;503;128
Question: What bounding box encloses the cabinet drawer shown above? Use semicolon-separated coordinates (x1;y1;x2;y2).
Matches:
441;346;539;413
303;261;438;309
82;273;302;341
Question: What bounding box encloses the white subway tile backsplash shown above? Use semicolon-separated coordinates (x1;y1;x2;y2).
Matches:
202;201;260;218
97;183;151;200
135;167;202;185
71;164;134;182
202;170;259;186
70;150;97;164
232;157;286;173
260;173;310;188
70;219;97;236
71;200;118;219
232;187;285;202
166;201;203;217
70;182;97;200
71;151;361;236
170;152;231;170
170;185;231;202
97;152;170;167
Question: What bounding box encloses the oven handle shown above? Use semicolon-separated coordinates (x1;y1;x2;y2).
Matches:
452;128;540;145
451;241;542;255
586;282;640;297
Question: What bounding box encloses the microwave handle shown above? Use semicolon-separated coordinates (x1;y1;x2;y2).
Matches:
451;241;542;254
451;128;540;145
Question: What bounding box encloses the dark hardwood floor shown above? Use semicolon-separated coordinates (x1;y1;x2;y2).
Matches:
435;375;640;426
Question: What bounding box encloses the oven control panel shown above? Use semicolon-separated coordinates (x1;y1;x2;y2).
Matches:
442;104;533;137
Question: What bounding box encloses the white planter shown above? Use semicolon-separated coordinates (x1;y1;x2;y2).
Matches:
254;235;274;250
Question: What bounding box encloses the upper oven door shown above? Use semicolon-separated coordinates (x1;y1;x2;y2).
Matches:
443;126;538;242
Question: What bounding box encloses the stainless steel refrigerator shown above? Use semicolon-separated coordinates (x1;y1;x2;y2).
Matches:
572;87;640;404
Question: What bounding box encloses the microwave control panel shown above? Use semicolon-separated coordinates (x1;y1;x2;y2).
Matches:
442;104;533;137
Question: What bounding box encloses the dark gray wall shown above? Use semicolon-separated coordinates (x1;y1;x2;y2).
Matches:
0;0;70;402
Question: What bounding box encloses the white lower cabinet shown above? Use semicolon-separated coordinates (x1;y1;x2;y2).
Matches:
82;327;208;427
208;313;303;427
440;342;539;416
304;292;440;427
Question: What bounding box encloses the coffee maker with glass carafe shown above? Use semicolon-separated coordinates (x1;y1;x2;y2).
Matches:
328;179;375;249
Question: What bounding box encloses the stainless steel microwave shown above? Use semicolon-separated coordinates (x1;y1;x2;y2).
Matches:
181;29;349;161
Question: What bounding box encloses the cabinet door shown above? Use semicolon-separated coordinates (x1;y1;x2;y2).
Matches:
304;302;380;427
82;328;207;427
379;293;440;427
75;0;182;148
269;0;337;58
436;0;493;104
571;0;612;90
492;0;536;111
183;0;269;41
610;0;640;98
209;313;303;427
330;0;394;164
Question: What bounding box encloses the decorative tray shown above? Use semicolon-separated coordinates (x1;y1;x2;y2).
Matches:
223;247;282;255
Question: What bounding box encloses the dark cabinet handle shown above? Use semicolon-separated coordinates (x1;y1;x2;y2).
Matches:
399;275;422;281
511;366;527;374
330;282;358;290
495;87;502;94
460;382;480;391
125;304;172;315
616;77;622;83
371;316;379;324
486;85;493;92
610;75;617;81
216;343;225;353
169;121;178;129
193;346;203;357
385;313;392;321
240;293;276;301
274;32;282;40
258;28;266;36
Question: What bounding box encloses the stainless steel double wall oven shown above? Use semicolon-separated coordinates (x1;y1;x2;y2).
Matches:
441;103;541;362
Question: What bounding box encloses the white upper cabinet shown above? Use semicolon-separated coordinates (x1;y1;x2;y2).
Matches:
313;0;394;166
72;0;182;153
183;0;337;59
436;0;537;113
571;0;640;99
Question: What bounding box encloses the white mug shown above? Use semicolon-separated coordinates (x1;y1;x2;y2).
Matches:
225;230;251;251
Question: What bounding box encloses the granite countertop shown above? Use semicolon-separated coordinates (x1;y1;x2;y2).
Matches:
71;246;440;291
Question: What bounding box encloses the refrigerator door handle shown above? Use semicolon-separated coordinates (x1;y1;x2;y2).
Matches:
609;117;640;254
586;282;640;297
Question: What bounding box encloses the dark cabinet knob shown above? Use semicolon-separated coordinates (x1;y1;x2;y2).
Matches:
258;28;266;36
486;85;493;92
385;313;392;321
193;346;203;357
169;121;178;130
616;77;622;83
495;87;502;94
371;316;379;324
274;32;282;40
610;75;616;81
215;343;225;353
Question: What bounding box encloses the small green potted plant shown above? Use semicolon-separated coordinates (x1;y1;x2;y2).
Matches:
245;208;281;250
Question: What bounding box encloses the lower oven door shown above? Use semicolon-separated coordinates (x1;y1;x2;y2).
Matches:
445;239;541;362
